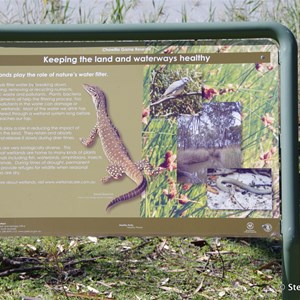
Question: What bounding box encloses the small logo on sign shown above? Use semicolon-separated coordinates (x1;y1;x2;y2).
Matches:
262;223;273;232
246;222;254;230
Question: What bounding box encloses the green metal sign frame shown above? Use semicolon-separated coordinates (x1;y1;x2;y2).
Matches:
0;22;299;299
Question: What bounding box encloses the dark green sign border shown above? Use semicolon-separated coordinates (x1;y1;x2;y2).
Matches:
0;22;299;299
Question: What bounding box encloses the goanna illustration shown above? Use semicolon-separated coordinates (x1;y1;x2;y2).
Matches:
80;84;148;211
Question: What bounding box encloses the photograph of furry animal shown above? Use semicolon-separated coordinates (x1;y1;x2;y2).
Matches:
177;102;242;184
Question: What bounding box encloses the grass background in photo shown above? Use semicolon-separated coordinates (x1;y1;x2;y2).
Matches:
142;42;279;219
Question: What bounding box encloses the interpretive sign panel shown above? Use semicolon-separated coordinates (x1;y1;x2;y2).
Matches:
0;24;297;239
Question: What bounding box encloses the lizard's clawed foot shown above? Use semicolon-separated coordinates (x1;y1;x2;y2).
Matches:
80;137;94;147
101;176;112;183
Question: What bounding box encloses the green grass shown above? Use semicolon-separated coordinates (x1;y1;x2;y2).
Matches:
0;236;282;299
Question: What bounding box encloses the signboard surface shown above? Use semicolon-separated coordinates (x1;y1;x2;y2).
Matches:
1;23;299;300
0;37;282;236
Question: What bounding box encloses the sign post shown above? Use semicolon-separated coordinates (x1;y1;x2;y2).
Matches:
0;23;298;299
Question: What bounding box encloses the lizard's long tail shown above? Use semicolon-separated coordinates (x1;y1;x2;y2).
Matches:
106;177;147;211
